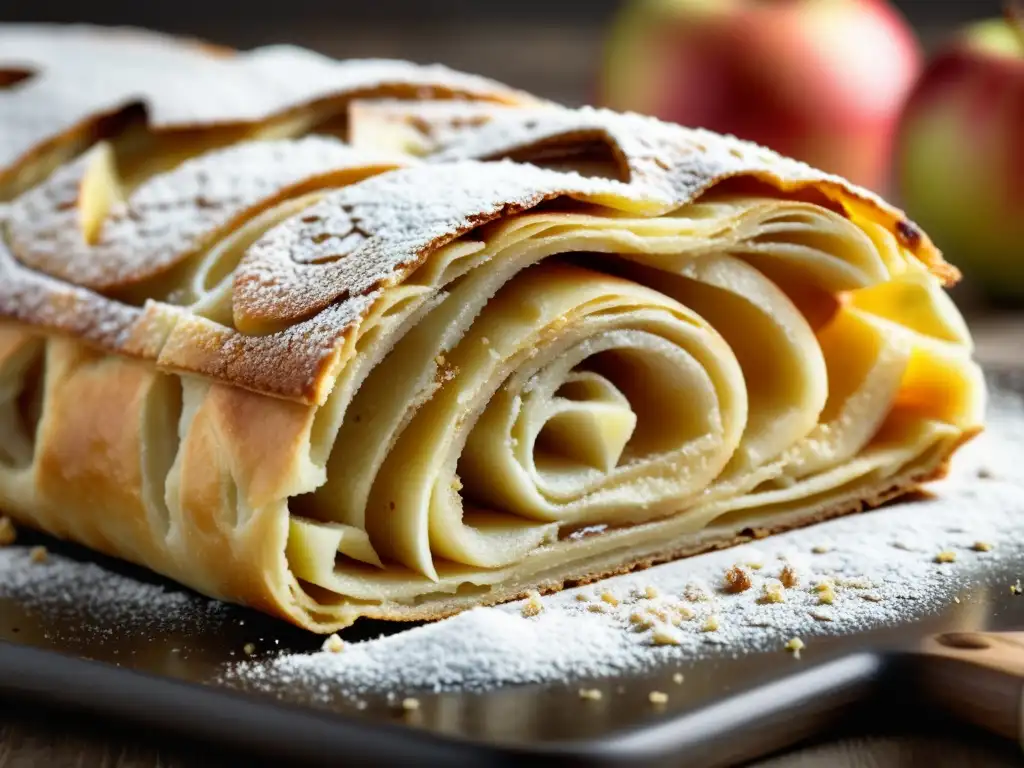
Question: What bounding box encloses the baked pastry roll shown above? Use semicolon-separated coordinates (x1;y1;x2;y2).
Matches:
0;100;982;630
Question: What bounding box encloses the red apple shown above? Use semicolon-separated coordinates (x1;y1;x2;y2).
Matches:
600;0;922;192
897;8;1024;298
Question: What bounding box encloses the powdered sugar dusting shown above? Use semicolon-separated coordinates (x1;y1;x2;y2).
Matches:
0;545;227;638
223;389;1024;697
8;137;409;291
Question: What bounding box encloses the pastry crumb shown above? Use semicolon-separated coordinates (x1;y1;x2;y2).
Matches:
644;585;659;599
648;690;668;706
322;634;345;653
600;590;620;607
1012;580;1022;596
953;596;961;604
861;593;884;603
815;581;836;605
703;614;720;632
650;623;682;646
683;580;711;602
811;544;831;554
522;590;544;617
723;565;753;593
401;697;421;712
674;604;696;620
578;688;603;701
672;672;684;685
575;592;590;602
242;642;256;656
778;564;799;588
29;545;47;564
450;476;463;492
0;517;16;547
935;550;957;564
760;578;786;604
587;603;607;614
809;608;834;622
971;541;993;553
976;467;994;479
785;637;805;658
630;611;653;628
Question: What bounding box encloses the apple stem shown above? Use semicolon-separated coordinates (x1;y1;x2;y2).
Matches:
1006;1;1024;52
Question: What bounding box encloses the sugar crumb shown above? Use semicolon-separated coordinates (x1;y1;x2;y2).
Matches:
401;697;421;712
522;590;544;617
760;578;786;604
815;582;836;605
322;633;345;653
650;623;682;646
785;637;805;658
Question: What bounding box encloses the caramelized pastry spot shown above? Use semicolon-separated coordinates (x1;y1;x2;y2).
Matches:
779;564;800;588
723;565;753;593
896;220;923;249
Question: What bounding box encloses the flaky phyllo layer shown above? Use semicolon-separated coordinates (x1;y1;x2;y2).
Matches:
0;99;983;630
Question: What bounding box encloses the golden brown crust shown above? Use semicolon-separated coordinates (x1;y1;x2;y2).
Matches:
2;109;958;404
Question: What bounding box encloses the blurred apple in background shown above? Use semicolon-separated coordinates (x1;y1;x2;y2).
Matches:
600;0;922;193
897;6;1024;301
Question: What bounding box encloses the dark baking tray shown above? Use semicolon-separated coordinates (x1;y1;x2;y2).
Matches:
2;370;1023;767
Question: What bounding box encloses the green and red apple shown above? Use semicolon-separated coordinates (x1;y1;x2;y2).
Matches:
600;0;923;192
897;9;1024;297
